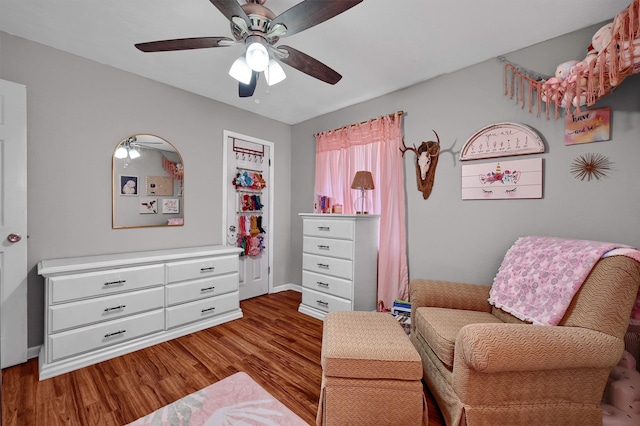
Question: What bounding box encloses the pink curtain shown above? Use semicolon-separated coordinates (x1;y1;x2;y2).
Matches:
314;112;409;307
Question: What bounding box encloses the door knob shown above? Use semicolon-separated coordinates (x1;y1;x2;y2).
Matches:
7;233;21;243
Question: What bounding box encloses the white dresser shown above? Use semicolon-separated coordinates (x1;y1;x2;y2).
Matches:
37;245;242;380
298;214;379;320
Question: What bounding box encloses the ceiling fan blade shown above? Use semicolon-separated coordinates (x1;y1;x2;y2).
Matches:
209;0;251;26
239;71;259;97
135;37;233;52
272;0;363;38
277;45;342;85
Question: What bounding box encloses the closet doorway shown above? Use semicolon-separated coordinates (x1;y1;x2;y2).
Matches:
222;131;274;300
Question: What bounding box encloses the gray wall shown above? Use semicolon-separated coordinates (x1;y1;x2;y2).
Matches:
0;32;292;348
2;21;639;351
291;22;640;289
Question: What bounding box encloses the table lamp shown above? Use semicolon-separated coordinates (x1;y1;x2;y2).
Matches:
351;171;375;214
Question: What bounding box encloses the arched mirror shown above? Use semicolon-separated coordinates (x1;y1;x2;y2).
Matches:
112;134;184;228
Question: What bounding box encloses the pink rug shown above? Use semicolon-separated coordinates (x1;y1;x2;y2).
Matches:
127;372;308;425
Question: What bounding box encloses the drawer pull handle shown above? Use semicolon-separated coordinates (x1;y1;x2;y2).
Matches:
200;267;216;272
317;226;330;231
104;329;126;338
201;286;216;292
317;263;330;269
316;300;329;307
201;307;216;313
317;281;329;287
104;305;126;312
317;245;330;250
104;280;126;286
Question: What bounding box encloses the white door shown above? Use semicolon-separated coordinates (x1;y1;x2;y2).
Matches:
0;79;28;368
223;131;273;300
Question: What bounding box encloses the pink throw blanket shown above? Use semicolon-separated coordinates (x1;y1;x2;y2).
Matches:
488;236;640;326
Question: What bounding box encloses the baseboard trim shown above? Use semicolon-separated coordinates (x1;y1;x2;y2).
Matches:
28;345;41;360
298;304;327;320
271;283;301;293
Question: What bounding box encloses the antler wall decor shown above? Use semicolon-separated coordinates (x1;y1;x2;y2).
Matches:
400;130;441;199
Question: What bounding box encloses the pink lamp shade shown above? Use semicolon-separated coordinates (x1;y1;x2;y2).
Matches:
351;171;374;214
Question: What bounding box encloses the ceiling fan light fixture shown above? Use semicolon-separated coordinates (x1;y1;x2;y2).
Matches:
265;59;286;86
115;146;128;159
229;56;253;84
134;0;364;98
245;36;269;72
128;147;141;159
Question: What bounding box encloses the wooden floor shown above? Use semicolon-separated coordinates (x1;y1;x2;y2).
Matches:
2;290;445;425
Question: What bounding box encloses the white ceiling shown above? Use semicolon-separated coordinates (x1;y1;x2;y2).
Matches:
0;0;631;125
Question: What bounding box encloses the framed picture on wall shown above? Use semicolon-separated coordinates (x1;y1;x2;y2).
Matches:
564;107;611;145
162;198;180;214
146;176;173;196
119;175;138;196
139;198;158;214
460;122;545;161
461;158;543;200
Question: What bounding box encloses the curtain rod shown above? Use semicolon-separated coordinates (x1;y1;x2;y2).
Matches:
314;110;404;137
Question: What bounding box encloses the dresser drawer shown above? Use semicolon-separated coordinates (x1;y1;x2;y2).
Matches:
48;286;164;333
49;264;165;304
47;309;164;362
303;236;353;260
302;271;352;300
303;219;354;240
166;255;238;284
301;287;351;313
166;274;239;306
165;292;239;329
303;253;353;280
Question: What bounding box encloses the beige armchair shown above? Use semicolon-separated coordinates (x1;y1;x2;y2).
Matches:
410;255;640;426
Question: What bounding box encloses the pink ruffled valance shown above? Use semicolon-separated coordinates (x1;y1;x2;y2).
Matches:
316;114;404;153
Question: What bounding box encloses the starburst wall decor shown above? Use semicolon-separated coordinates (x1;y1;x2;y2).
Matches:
570;153;612;181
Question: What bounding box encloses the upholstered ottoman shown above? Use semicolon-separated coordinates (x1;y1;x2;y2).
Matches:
316;311;425;426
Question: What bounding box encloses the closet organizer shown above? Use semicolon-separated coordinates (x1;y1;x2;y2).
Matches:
233;168;266;257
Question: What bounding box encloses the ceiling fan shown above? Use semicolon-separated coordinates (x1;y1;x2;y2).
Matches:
135;0;363;97
115;135;168;159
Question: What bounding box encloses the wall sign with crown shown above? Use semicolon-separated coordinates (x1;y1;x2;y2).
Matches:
461;158;543;200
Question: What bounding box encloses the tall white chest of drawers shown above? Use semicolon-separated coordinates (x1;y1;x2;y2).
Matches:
298;214;379;320
37;245;242;380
